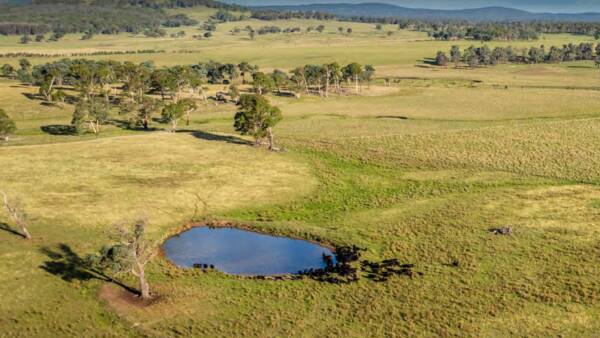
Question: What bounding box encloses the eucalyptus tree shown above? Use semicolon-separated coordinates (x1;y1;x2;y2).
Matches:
238;61;253;84
33;61;68;102
450;45;461;68
118;62;152;103
325;62;342;96
0;109;16;142
161;99;196;132
435;52;449;67
97;61;119;103
303;64;326;96
88;219;157;300
1;64;15;79
252;72;275;95
290;66;308;96
361;65;376;88
120;96;162;130
70;60;99;101
271;69;289;94
71;98;109;135
342;62;363;94
234;94;282;150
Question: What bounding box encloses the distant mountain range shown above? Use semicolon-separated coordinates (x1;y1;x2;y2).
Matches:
253;2;600;22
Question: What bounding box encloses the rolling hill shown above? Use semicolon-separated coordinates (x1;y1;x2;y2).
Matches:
253;2;600;22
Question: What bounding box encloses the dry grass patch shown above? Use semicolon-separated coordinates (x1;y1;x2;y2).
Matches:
0;133;316;237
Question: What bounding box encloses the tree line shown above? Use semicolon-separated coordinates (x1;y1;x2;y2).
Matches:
434;42;600;67
250;9;600;41
1;58;374;145
251;63;376;97
0;3;200;36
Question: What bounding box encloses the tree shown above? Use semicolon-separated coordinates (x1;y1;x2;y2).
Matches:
361;65;376;88
435;51;449;67
238;61;254;84
346;28;353;34
338;27;344;34
2;64;15;79
375;24;383;31
0;109;16;142
595;55;600;69
1;192;31;240
89;219;157;300
325;62;342;96
19;59;31;72
161;99;196;132
228;84;240;102
52;89;67;108
120;96;162;130
316;25;325;33
450;45;461;68
234;94;282;150
252;72;275;95
271;69;289;94
20;34;30;44
342;63;362;94
71;98;109;135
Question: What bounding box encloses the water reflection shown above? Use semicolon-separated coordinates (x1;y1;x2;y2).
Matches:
163;227;335;276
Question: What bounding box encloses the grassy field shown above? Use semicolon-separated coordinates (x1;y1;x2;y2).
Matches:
1;7;600;337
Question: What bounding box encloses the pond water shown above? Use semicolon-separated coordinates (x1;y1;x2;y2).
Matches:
163;227;336;276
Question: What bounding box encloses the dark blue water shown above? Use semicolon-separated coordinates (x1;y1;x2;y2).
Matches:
163;227;336;276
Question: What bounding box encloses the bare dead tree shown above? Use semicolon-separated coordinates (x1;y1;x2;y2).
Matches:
1;191;31;239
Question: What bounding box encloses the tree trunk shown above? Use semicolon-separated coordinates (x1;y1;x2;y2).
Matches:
18;221;31;240
267;127;275;150
355;75;359;94
325;72;330;97
138;268;150;300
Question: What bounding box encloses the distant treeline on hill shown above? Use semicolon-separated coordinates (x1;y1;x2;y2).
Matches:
251;9;600;40
434;42;600;67
0;0;244;36
31;0;244;10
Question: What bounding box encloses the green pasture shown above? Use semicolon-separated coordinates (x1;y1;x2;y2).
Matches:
0;9;599;337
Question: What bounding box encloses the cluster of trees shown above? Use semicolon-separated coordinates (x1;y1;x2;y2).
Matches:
235;25;328;38
435;42;600;67
425;22;539;41
252;63;375;97
1;58;271;134
212;9;247;22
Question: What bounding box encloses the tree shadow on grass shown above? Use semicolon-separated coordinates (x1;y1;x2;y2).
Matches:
39;244;139;295
190;130;252;145
40;125;77;136
0;222;26;238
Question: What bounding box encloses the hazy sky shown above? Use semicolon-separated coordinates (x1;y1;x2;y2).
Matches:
224;0;600;13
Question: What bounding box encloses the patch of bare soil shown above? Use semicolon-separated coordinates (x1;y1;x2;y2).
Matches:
99;284;160;312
